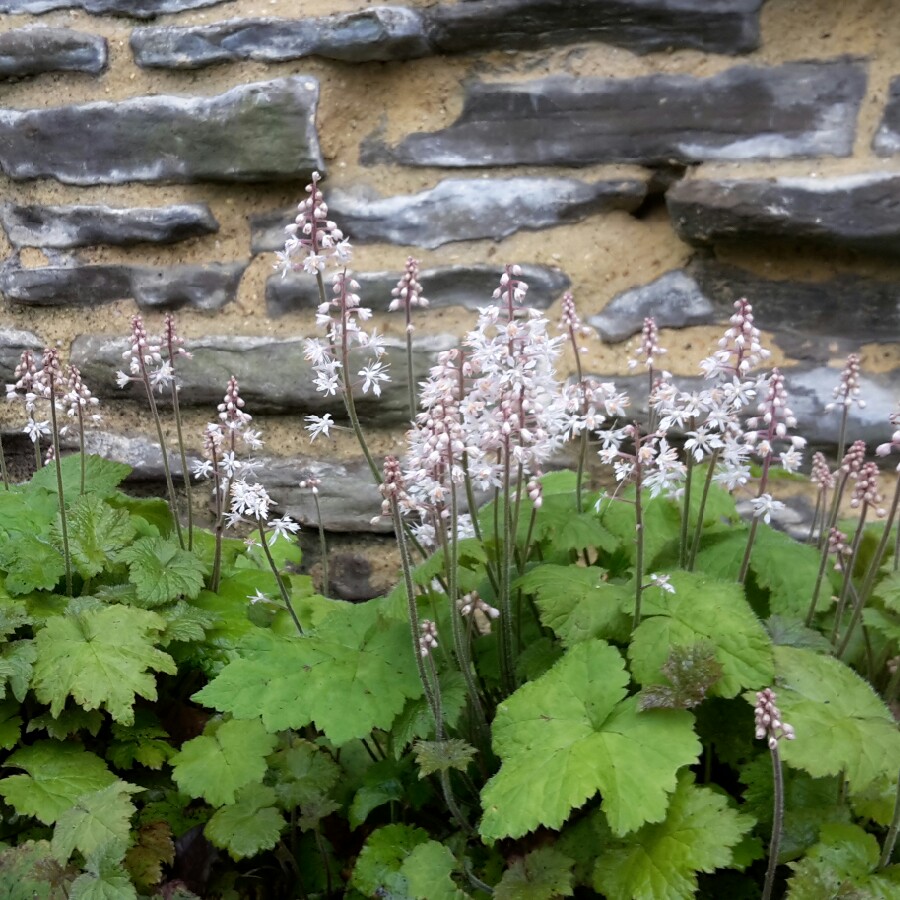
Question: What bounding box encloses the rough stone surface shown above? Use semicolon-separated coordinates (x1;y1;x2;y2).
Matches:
667;173;900;256
69;333;453;422
0;203;219;249
0;327;43;384
426;0;763;56
251;176;647;253
77;430;387;534
0;76;323;185
0;260;247;311
383;61;867;167
0;0;232;17
590;270;716;342
586;368;900;450
593;258;900;363
131;7;430;69
267;263;570;317
873;77;900;156
0;27;107;77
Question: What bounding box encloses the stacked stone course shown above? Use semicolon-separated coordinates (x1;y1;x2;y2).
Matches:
1;0;898;595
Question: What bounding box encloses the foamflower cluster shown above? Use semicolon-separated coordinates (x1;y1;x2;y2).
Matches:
754;688;796;750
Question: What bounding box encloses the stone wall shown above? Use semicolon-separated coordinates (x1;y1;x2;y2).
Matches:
2;0;899;596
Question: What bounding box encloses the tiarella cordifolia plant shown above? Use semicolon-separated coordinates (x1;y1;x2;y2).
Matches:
1;182;900;899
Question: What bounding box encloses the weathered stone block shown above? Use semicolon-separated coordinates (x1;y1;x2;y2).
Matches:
267;263;570;317
131;7;430;69
593;259;900;363
0;260;246;311
0;0;232;17
1;203;219;249
69;333;453;422
0;27;107;77
384;61;866;167
426;0;763;56
0;327;43;383
251;176;647;253
0;77;323;185
873;77;900;156
667;173;900;256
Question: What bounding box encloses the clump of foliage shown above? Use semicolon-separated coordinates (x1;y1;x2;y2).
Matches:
0;178;899;898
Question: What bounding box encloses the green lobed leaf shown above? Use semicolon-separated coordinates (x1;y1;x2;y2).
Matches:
637;642;724;711
0;742;116;825
391;671;468;755
600;493;683;572
157;600;218;645
0;534;66;594
765;646;900;794
350;823;430;898
751;527;826;618
629;571;774;698
123;821;175;891
51;781;140;864
786;823;900;899
349;756;425;830
106;711;174;770
515;565;631;647
60;495;136;580
0;487;58;538
875;570;900;613
413;739;477;778
496;846;575;899
30;454;131;499
480;640;700;841
0;596;32;638
68;849;137;900
593;774;755;900
204;783;286;861
27;707;104;740
529;492;618;555
0;840;76;899
195;602;423;746
267;738;341;813
32;605;176;724
0;697;22;750
170;717;277;807
0;639;37;703
402;840;470;900
117;537;205;607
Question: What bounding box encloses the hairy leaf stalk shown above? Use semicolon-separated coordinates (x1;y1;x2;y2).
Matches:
257;520;303;634
47;377;72;596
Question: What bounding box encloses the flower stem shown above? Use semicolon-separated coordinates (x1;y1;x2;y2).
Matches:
48;387;72;596
633;429;645;632
738;456;772;584
880;771;900;868
311;491;329;596
0;433;9;490
831;508;869;646
498;442;517;693
688;451;721;571
679;445;694;568
169;379;194;550
257;520;303;635
405;307;416;423
762;746;785;900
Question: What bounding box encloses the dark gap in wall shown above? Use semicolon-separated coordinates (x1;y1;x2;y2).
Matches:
630;163;689;220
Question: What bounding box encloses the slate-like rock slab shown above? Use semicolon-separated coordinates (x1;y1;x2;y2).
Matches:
426;0;763;56
667;173;900;256
251;176;647;253
70;333;454;423
132;7;430;68
0;27;107;77
0;327;43;384
590;270;716;342
267;263;570;317
0;0;232;17
1;260;246;311
593;258;900;363
0;76;323;185
1;203;219;249
873;76;900;156
384;61;867;167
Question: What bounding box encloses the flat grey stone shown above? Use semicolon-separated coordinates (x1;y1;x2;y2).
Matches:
267;263;570;317
0;327;43;384
78;430;387;534
1;203;218;249
873;76;900;156
251;176;647;253
667;173;900;257
0;27;106;77
0;0;232;17
132;7;429;69
590;269;716;342
426;0;762;56
0;259;246;311
383;61;867;167
592;258;900;363
0;76;323;185
69;333;454;423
